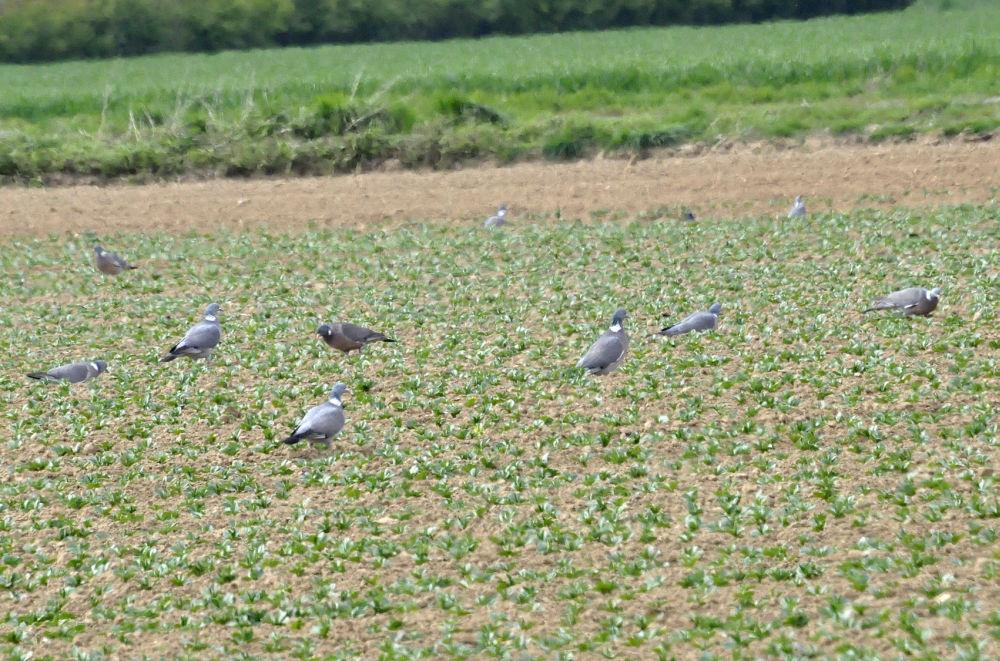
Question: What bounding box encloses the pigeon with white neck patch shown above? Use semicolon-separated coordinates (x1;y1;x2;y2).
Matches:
577;308;630;375
863;287;941;317
283;383;347;448
787;196;806;218
94;245;138;275
160;303;222;362
484;204;508;228
659;303;722;336
27;360;107;384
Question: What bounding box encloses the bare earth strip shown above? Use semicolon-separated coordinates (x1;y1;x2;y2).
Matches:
2;139;999;237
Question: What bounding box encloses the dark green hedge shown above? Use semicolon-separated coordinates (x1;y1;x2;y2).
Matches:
0;0;915;63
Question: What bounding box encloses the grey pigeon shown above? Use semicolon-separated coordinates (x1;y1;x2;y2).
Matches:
27;360;107;384
484;204;508;229
660;303;722;337
682;209;696;222
317;322;396;355
787;196;806;218
577;308;629;375
284;383;347;448
863;287;941;317
94;245;137;275
161;303;222;362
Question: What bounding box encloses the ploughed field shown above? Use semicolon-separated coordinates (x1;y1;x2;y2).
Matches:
1;205;998;657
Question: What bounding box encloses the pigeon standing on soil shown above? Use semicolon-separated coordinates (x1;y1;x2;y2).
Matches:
160;303;222;362
682;209;696;222
94;245;138;275
484;204;508;229
787;196;806;218
283;383;347;448
577;308;630;375
27;360;107;384
659;303;722;337
317;322;396;355
863;287;941;317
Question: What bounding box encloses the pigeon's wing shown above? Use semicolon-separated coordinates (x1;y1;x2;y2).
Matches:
285;403;328;443
894;288;928;310
45;362;91;383
110;251;134;269
577;333;626;371
294;402;344;438
888;287;922;308
865;287;920;313
292;403;325;436
176;320;221;351
662;311;715;336
485;215;503;228
341;323;390;344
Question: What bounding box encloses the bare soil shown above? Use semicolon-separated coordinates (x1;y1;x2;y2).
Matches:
2;139;998;237
2;139;999;658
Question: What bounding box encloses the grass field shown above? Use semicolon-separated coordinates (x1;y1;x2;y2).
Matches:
1;0;999;181
1;205;998;657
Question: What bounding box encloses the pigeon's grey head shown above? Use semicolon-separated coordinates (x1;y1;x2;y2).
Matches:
795;196;803;204
92;360;108;373
203;303;221;319
927;287;941;299
708;303;722;315
94;245;105;255
317;324;333;338
610;308;628;329
497;204;507;218
330;382;348;401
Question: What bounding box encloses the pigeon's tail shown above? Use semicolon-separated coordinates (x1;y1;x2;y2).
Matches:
381;336;397;343
160;342;185;362
659;325;679;336
126;264;139;270
282;433;304;445
26;372;52;381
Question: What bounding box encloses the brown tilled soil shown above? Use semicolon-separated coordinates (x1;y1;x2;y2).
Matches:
1;139;998;237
